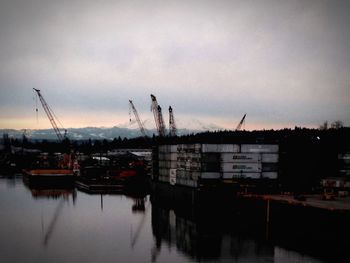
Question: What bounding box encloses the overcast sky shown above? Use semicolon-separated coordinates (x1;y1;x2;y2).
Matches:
0;0;349;130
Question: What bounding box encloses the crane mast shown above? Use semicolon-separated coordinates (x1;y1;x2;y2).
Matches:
169;106;177;136
129;100;147;137
150;94;166;137
157;105;166;137
33;88;66;141
236;113;246;131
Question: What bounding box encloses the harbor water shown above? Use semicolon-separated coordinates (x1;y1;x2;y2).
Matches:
0;175;334;263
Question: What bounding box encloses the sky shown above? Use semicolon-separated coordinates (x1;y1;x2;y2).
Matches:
0;0;349;131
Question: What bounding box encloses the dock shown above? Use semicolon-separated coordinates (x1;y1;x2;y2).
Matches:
242;194;350;212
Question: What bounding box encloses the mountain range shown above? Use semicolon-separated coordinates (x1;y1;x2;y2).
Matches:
0;125;220;141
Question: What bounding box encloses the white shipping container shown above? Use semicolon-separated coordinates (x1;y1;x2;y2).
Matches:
219;144;240;153
241;144;279;153
262;172;278;179
201;144;219;152
222;172;261;179
170;169;176;185
200;172;221;179
261;153;279;163
170;168;176;177
202;144;240;153
221;162;262;173
221;153;261;163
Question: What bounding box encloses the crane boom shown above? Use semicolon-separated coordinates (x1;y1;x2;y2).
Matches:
236;113;246;131
129;100;147;137
150;94;166;137
33;88;65;141
169;106;177;136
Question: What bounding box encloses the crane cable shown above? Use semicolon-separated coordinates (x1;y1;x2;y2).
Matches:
33;89;39;123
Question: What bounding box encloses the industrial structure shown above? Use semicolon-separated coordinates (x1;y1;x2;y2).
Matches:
236;114;246;131
150;94;166;137
129;100;147;137
33;88;66;141
168;106;177;137
154;143;279;188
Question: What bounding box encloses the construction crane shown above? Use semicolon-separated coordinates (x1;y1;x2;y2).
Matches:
150;94;166;137
235;113;246;131
129;100;147;137
33;88;66;141
168;106;177;137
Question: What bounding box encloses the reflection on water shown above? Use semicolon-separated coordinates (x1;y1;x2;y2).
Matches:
0;177;330;262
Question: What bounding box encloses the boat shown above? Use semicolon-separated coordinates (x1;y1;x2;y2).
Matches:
22;169;76;188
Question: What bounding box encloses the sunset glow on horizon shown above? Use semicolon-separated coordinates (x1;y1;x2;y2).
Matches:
1;0;349;131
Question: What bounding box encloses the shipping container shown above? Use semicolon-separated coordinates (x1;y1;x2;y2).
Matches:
338;154;350;160
262;163;278;172
201;153;221;163
221;153;261;163
200;172;221;179
159;175;169;183
222;172;261;179
159;160;177;169
176;169;185;178
178;144;201;153
202;144;240;153
201;162;221;172
158;153;178;161
185;162;202;171
170;169;176;185
189;171;200;180
221;162;262;173
338;154;350;164
201;144;219;153
261;153;279;163
159;168;171;177
339;170;350;176
177;161;201;171
261;172;278;179
241;144;279;153
177;152;201;159
159;145;178;153
219;144;240;153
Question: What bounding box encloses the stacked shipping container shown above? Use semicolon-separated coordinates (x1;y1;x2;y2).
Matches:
158;145;177;184
338;153;350;176
155;143;279;188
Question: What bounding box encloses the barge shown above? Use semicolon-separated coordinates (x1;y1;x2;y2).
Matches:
22;169;76;188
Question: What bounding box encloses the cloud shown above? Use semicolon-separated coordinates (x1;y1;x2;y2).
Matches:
0;0;350;129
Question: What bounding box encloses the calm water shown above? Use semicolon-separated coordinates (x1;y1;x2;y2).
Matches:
0;176;324;263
